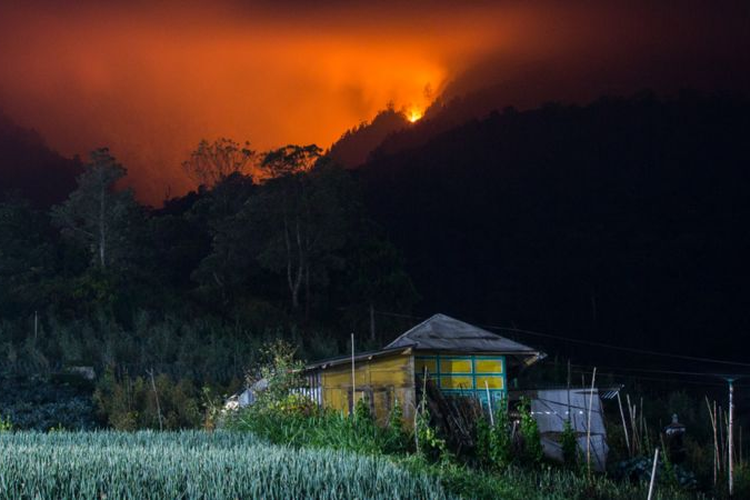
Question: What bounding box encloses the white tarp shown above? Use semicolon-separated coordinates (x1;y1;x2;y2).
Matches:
530;389;609;471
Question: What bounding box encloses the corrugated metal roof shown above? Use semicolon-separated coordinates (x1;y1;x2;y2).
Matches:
384;313;541;355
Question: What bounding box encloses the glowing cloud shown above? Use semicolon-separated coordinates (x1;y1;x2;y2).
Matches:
0;1;747;203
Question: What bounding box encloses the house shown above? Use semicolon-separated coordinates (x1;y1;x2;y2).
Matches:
302;313;545;426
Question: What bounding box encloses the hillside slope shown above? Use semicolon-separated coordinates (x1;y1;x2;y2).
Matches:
328;108;411;168
359;91;750;361
0;111;82;207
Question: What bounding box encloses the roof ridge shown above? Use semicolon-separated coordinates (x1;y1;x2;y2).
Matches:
383;313;444;348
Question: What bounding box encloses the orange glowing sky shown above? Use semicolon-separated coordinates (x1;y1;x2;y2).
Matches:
1;1;748;203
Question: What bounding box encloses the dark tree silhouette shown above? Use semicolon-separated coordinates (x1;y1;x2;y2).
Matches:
52;148;140;271
182;138;255;187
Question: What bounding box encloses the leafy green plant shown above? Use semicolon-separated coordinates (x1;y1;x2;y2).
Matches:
518;397;543;467
93;366;205;430
0;414;12;432
227;404;413;457
384;398;409;454
354;394;374;424
476;401;512;470
415;403;448;461
249;339;308;414
561;418;578;469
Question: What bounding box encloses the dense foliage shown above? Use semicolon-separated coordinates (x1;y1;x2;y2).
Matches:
0;143;415;429
0;375;96;431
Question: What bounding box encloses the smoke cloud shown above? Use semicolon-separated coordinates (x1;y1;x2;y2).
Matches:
1;1;747;203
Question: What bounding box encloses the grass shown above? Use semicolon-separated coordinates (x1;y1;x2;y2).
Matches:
411;459;705;500
225;406;408;454
0;430;450;499
0;405;717;499
225;407;704;499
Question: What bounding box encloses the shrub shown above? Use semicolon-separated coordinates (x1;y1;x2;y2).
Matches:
561;418;579;469
733;463;750;499
384;398;410;454
354;394;374;424
475;401;512;470
415;403;448;461
518;397;543;467
247;339;306;413
0;415;12;432
93;367;207;430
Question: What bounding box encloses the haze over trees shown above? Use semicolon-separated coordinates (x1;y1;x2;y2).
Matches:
182;138;256;188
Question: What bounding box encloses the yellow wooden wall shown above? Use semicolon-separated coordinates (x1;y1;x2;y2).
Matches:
318;353;415;427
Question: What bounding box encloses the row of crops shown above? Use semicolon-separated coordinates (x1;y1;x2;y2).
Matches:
0;431;451;499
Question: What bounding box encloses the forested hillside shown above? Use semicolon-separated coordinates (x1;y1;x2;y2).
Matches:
2;90;749;429
360;91;750;363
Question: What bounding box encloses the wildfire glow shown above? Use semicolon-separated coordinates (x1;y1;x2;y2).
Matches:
0;1;743;204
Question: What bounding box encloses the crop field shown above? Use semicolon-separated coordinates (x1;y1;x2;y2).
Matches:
0;431;450;499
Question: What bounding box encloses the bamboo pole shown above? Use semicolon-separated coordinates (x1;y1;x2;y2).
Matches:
716;401;722;475
147;368;163;432
567;359;572;428
485;380;495;427
415;367;429;454
586;367;597;479
627;394;638;455
640;397;645;451
706;396;718;486
727;378;734;497
350;333;356;416
647;448;660;500
617;392;631;457
719;405;725;473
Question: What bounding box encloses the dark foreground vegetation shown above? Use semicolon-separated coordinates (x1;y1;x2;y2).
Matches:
4;343;742;499
224;344;748;499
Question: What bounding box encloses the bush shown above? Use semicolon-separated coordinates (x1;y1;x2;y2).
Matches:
93;366;213;430
0;415;12;432
518;397;543;467
561;418;579;469
415;401;448;461
384;398;410;454
227;406;411;456
246;339;306;413
475;402;512;470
